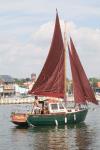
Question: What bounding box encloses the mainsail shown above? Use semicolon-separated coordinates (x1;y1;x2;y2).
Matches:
68;37;98;105
29;12;66;98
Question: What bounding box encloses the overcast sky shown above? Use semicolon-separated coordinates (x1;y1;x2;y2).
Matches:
0;0;100;79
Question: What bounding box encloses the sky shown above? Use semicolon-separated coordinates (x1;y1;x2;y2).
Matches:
0;0;100;79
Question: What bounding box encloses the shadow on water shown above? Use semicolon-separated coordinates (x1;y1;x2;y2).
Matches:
28;122;86;132
15;125;29;129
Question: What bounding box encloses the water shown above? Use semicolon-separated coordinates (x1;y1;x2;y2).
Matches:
0;104;100;150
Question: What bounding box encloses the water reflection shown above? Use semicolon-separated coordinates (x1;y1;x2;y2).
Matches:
75;123;94;150
0;105;99;150
25;123;93;150
28;125;68;150
67;123;94;150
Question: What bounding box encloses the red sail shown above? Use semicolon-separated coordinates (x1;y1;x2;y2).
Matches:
29;12;65;98
68;45;86;104
69;37;98;105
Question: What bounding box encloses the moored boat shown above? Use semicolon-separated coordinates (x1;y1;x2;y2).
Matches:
27;10;98;127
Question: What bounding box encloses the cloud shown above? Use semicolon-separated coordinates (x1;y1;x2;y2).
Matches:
28;20;100;78
0;0;100;78
1;19;100;78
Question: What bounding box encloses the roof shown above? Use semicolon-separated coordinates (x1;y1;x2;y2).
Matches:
0;75;14;83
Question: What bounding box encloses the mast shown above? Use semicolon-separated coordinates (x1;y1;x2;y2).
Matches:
64;22;67;100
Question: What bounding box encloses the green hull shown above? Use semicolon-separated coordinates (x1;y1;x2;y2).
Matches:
27;109;88;126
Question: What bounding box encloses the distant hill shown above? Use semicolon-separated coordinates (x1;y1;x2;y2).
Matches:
0;75;14;83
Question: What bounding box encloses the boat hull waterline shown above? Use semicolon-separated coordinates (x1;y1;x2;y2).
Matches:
27;109;88;126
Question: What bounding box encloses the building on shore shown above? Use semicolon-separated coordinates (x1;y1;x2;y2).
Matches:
95;82;100;95
0;73;37;97
14;84;29;96
0;75;15;97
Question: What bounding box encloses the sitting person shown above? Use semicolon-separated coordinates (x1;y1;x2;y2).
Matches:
41;105;49;114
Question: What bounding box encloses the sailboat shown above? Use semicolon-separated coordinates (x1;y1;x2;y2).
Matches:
27;11;98;126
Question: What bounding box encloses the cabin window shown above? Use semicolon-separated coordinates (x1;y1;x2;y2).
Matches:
59;103;64;109
51;104;58;110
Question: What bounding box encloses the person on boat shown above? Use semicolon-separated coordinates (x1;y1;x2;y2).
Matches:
34;96;39;105
78;104;81;110
32;96;41;114
40;101;49;114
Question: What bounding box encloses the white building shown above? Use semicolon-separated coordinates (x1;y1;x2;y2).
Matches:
14;84;29;95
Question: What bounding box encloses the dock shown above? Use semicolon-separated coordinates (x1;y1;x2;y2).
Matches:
0;97;35;104
0;95;100;105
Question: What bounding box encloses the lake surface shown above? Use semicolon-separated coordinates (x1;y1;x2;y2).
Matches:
0;104;100;150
